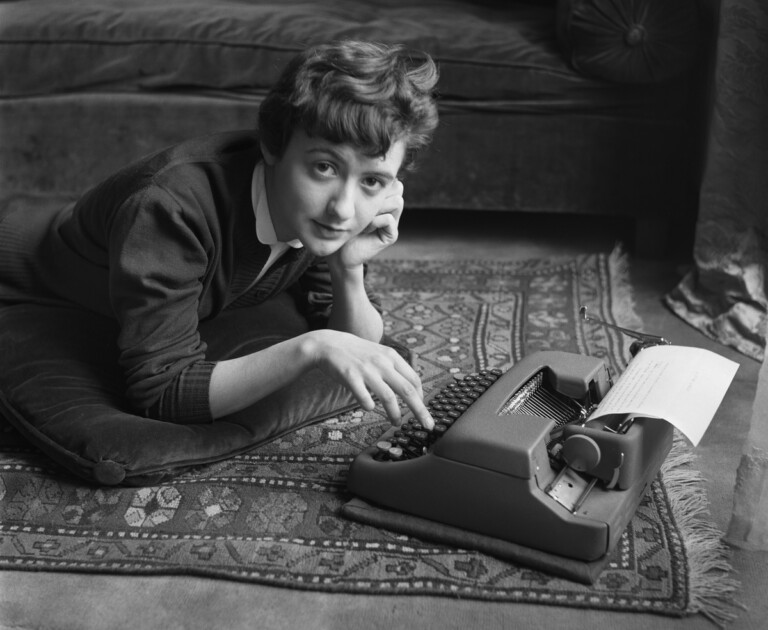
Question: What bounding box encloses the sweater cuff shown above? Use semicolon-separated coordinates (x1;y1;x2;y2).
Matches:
144;360;216;423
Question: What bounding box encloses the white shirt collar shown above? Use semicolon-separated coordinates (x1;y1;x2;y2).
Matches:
252;162;303;249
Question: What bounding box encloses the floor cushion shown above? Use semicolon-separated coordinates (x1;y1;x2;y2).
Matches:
0;295;360;486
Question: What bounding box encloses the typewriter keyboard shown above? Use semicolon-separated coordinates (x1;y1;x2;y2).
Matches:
373;368;503;462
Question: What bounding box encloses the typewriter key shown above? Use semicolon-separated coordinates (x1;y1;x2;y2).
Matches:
402;444;423;458
387;446;404;460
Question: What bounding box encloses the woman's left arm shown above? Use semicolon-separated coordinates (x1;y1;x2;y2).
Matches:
326;259;384;342
325;179;403;340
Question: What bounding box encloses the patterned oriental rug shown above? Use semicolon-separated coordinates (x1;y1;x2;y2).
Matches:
0;251;739;625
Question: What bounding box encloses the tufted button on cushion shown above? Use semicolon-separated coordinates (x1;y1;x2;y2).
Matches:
624;25;647;47
93;460;127;486
556;0;702;83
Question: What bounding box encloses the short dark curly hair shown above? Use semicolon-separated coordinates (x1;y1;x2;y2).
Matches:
258;40;439;173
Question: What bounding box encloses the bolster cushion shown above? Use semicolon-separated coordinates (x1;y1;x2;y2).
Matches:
556;0;702;83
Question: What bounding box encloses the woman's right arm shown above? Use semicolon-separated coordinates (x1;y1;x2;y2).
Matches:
209;328;434;429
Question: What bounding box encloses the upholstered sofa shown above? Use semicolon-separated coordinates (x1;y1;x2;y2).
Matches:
0;0;712;255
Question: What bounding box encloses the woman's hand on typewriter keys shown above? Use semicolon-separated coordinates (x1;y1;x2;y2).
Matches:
305;330;435;430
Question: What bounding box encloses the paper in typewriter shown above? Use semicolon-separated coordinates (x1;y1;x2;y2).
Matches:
589;345;739;446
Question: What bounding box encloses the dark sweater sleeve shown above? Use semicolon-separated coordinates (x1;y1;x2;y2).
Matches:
295;260;382;330
108;186;216;423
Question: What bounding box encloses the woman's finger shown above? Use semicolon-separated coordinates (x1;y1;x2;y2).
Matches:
343;374;377;412
391;356;425;400
380;366;433;430
368;380;404;425
369;212;398;245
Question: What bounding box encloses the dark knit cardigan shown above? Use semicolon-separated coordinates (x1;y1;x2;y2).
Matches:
0;131;377;423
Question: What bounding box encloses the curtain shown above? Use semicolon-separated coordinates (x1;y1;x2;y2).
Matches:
665;0;767;549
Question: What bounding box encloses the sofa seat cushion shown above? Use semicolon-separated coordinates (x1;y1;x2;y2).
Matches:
0;0;695;108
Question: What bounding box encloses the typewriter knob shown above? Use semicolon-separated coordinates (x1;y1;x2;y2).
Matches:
562;435;601;473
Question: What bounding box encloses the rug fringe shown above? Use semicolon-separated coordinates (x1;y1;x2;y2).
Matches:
606;244;645;351
661;434;744;627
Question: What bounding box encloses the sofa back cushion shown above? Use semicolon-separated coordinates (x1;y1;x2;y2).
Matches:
0;0;571;101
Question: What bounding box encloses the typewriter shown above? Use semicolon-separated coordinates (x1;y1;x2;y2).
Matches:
347;310;673;562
